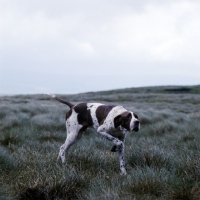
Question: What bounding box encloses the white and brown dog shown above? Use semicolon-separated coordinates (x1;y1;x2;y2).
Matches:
47;94;140;175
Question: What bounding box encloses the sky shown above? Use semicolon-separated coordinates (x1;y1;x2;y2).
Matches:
0;0;200;94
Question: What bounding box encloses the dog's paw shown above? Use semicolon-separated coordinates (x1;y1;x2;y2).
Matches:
57;154;66;164
120;168;127;176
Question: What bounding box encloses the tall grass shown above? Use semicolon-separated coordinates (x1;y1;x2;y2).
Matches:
0;88;200;199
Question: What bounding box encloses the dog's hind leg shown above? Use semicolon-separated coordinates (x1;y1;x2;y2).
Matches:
58;126;84;163
58;135;76;163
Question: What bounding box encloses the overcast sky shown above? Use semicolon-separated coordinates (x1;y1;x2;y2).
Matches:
0;0;200;94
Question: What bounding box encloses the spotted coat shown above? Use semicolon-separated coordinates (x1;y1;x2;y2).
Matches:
46;94;140;175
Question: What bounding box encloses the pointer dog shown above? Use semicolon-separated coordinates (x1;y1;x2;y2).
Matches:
47;94;140;175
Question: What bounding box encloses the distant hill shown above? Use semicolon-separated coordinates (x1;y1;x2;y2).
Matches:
85;85;200;95
0;85;200;97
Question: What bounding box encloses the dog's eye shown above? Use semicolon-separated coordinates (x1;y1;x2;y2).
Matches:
134;114;138;119
126;115;131;120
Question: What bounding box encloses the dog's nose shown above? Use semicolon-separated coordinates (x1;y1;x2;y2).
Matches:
135;120;140;125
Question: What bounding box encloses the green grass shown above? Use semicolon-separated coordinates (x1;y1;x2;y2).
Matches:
0;86;200;199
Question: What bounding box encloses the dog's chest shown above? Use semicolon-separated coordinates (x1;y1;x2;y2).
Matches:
108;126;126;139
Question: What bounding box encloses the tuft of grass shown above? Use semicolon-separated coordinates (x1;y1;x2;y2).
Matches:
17;171;86;200
0;146;16;171
168;177;200;200
147;121;178;136
127;144;173;170
0;187;12;200
38;132;63;143
0;132;20;147
31;113;65;132
182;133;195;142
125;168;169;197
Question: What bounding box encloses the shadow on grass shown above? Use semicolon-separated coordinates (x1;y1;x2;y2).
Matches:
17;172;86;200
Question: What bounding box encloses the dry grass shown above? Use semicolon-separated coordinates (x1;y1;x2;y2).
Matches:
0;86;200;199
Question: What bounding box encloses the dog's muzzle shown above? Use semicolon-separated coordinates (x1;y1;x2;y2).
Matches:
132;120;140;132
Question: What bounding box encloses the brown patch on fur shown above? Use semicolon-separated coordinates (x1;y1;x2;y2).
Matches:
96;105;117;125
66;109;72;120
74;103;93;126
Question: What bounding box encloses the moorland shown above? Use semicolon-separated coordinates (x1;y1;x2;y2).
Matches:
0;85;200;199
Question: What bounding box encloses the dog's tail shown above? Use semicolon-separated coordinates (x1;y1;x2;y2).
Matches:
45;94;74;108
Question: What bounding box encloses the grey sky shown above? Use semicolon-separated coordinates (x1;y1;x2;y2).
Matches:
0;0;200;94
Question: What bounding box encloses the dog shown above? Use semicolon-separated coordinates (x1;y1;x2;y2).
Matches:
47;94;140;175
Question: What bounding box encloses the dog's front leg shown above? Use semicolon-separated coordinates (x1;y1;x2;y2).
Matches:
118;142;127;175
97;129;127;175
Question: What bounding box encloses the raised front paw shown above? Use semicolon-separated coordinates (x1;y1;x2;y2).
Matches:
111;145;117;152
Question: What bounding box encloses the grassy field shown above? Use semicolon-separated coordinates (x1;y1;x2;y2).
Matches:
0;86;200;200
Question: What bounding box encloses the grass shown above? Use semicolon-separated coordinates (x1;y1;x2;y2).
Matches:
0;85;200;199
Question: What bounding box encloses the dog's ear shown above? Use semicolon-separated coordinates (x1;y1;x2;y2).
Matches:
121;112;132;131
114;112;132;130
114;115;122;128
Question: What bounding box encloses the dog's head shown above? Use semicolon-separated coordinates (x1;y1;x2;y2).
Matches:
114;111;140;132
